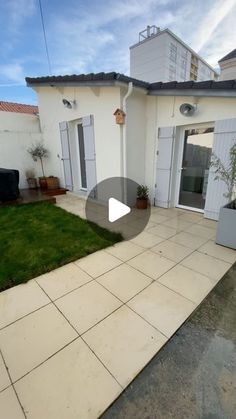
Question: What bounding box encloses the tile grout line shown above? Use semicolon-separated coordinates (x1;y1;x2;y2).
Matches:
35;281;81;337
124;234;228;306
36;254;171;373
196;244;236;264
0;301;51;332
11;337;79;386
80;335;124;390
35;277;124;389
42;277;95;303
0;349;27;419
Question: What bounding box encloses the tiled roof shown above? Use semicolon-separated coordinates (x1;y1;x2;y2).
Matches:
26;72;236;93
0;101;38;115
149;79;236;91
219;49;236;63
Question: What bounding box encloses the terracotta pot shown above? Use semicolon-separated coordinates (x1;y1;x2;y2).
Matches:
136;198;148;209
39;177;48;190
46;177;60;190
27;178;38;189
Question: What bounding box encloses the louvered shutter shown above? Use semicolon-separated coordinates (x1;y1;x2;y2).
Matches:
155;126;175;208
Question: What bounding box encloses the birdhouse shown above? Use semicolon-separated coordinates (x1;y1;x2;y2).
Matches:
114;108;126;125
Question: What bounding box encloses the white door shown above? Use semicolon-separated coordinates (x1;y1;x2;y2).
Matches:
59;121;73;190
204;118;236;220
155;126;175;208
82;115;97;198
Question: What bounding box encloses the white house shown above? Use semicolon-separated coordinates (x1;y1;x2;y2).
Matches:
130;26;218;83
26;71;236;221
0;101;42;188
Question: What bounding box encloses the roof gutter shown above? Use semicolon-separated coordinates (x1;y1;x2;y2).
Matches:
122;82;133;180
149;89;236;97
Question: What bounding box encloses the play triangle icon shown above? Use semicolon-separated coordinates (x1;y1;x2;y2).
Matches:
108;197;131;223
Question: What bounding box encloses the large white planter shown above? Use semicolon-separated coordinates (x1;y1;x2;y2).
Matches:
216;201;236;249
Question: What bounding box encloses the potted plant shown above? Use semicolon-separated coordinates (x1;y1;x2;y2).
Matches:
25;169;37;189
27;142;49;190
136;185;149;209
210;143;236;249
46;175;60;190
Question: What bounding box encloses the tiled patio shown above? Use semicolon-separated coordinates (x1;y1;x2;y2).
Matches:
0;194;236;418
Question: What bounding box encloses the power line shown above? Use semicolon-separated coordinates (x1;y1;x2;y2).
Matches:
38;0;52;75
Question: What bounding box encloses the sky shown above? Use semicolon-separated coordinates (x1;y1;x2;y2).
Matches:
0;0;236;105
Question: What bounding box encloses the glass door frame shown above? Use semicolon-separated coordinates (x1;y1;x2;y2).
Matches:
175;122;215;213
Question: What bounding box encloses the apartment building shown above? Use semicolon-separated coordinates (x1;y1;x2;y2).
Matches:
130;26;218;83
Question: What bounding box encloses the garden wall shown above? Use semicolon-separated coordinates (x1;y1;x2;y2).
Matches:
0;112;43;188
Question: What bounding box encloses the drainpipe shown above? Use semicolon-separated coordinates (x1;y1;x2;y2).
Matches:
121;82;133;204
122;82;133;180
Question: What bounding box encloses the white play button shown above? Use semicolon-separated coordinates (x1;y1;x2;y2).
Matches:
108;197;131;223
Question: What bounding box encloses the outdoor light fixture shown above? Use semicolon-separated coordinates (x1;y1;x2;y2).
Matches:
62;98;76;109
179;103;196;116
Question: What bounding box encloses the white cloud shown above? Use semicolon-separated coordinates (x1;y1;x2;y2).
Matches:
191;0;236;53
0;63;25;83
199;5;236;67
47;0;176;75
7;0;36;26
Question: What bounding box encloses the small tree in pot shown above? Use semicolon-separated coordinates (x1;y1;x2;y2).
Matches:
27;142;49;189
136;185;149;209
210;143;236;249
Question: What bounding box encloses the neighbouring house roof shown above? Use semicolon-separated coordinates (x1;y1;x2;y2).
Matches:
219;49;236;63
26;72;236;97
0;101;38;115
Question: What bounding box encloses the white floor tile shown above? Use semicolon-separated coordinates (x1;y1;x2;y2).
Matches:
36;263;92;300
128;282;196;337
181;251;231;281
0;304;77;381
0;281;50;329
97;264;152;302
128;251;175;279
55;281;122;334
84;306;167;387
15;339;121;419
158;265;215;304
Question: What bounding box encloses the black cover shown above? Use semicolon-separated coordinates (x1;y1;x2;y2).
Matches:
0;168;20;202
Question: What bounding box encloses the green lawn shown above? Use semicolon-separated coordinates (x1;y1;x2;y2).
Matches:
0;202;122;292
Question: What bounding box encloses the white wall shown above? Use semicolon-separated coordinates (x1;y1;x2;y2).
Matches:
219;59;236;80
125;90;147;185
130;32;169;82
35;86;122;191
0;112;42;188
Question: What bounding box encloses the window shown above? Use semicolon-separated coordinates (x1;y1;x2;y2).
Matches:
170;43;177;63
181;58;187;69
169;65;176;80
77;124;87;189
181;71;186;80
